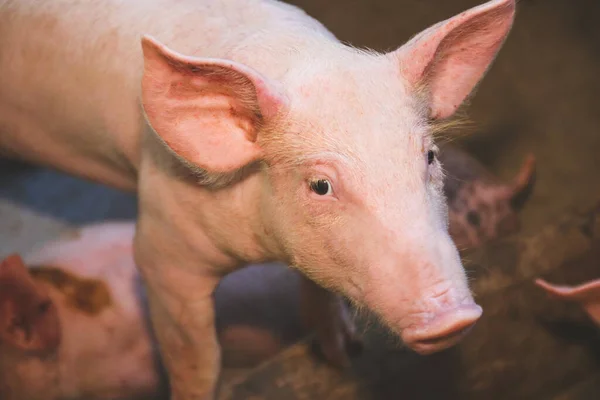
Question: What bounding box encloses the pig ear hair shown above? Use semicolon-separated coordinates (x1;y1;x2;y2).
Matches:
0;254;62;352
140;35;288;184
535;278;600;327
394;0;516;119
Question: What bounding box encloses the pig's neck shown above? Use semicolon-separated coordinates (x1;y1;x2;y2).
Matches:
137;147;285;273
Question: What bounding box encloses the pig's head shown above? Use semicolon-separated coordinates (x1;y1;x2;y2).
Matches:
0;254;63;399
140;0;516;354
446;153;537;250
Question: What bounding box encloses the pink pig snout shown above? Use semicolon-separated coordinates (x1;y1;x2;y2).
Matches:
366;274;482;355
401;304;482;355
362;232;482;355
397;236;483;354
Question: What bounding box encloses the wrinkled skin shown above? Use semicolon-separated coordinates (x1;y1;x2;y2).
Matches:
440;144;536;250
0;0;517;397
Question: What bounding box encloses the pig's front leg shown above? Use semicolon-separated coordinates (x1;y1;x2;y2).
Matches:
299;274;362;368
134;233;222;400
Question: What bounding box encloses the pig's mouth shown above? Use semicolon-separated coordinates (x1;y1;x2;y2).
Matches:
401;304;482;355
408;325;473;355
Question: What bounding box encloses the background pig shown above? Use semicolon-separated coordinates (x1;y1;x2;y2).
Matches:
0;0;517;397
439;143;536;250
0;225;167;400
0;223;289;400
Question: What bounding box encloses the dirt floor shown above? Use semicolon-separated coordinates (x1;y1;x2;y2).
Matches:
0;0;599;399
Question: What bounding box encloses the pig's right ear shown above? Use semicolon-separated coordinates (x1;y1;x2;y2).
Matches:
0;254;62;352
140;36;288;174
393;0;516;119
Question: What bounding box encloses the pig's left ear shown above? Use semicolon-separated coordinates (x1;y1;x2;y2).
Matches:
393;0;516;119
140;36;288;174
0;254;62;352
535;278;600;326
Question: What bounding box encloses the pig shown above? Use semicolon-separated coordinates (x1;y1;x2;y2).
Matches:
0;225;167;400
0;0;517;397
439;144;536;250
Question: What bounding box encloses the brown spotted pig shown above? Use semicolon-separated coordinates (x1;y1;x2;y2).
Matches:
0;223;321;400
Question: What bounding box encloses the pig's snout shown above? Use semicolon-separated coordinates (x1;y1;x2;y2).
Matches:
402;304;482;355
360;232;481;355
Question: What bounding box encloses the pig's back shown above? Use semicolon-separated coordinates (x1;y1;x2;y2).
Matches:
25;222;140;316
0;0;333;190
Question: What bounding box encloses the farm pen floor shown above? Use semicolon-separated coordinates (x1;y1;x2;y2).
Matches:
0;0;599;398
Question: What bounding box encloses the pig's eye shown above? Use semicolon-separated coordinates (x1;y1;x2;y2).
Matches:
309;179;332;196
427;150;435;165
